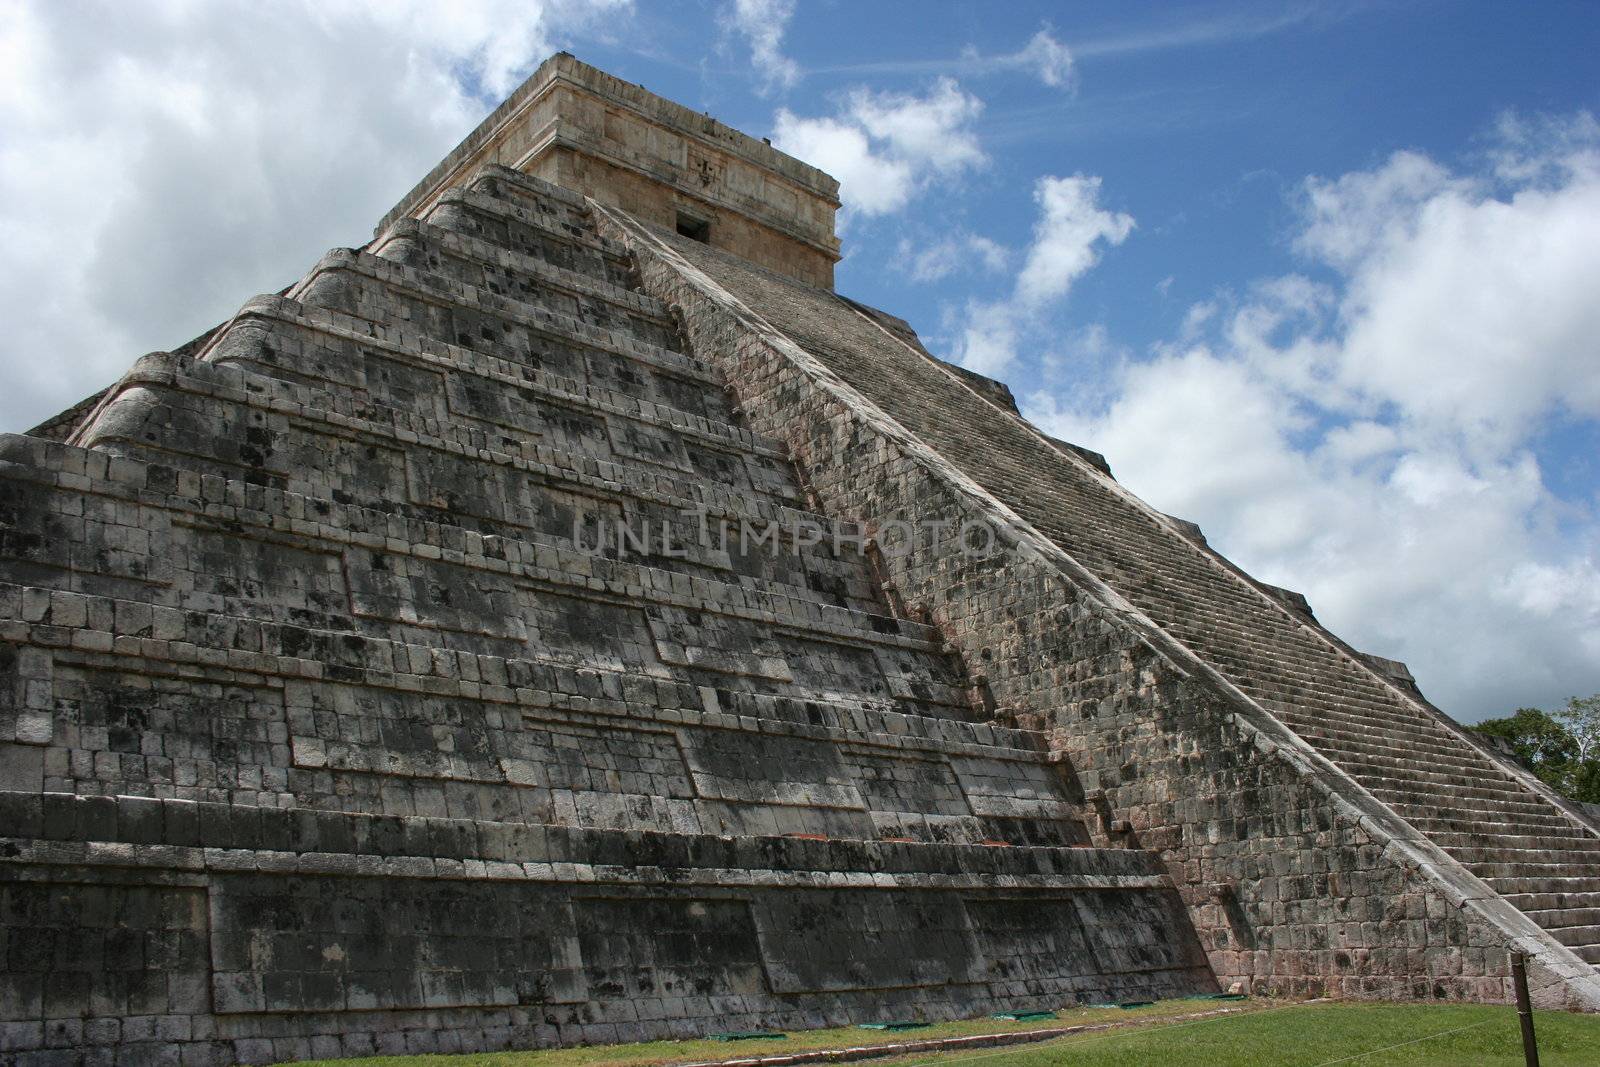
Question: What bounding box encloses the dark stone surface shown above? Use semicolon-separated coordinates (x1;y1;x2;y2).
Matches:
0;149;1213;1064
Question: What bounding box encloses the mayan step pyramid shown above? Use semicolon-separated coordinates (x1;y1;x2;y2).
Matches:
2;52;1599;1065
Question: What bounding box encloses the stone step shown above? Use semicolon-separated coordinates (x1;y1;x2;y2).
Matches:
288;248;707;383
1397;812;1577;845
1549;924;1600;949
0;566;1016;754
1232;663;1430;718
97;350;811;522
1182;626;1359;672
1448;842;1600;866
443;174;626;261
1253;676;1471;737
1294;733;1499;786
1355;768;1565;809
1570;944;1600;965
1330;753;1522;796
1521;907;1600;929
1380;797;1575;836
62;360;880;586
1464;859;1600;882
374;213;674;332
1503;889;1600;913
720;213;1600;991
1136;609;1513;808
1061;525;1311;617
1283;715;1496;767
465;163;597;229
371;216;678;351
1407;813;1598;845
1020;506;1460;731
1480;875;1600;896
1427;830;1600;854
425;185;636;287
217;290;727;430
1212;663;1437;737
1089;544;1298;617
985;467;1548;783
1375;793;1575;832
1238;678;1415;725
0;436;956;678
1274;703;1526;772
1216;639;1415;694
206;298;783;474
1349;760;1554;816
1022;509;1496;822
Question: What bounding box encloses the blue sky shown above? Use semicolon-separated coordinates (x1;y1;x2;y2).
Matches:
597;3;1597;352
2;0;1598;720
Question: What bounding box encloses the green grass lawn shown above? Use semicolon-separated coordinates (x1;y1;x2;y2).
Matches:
283;1000;1243;1067
283;1000;1600;1067
897;1002;1600;1067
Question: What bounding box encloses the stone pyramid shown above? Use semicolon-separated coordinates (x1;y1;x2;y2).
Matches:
2;52;1599;1066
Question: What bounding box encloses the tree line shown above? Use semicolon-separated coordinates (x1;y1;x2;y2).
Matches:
1473;694;1600;804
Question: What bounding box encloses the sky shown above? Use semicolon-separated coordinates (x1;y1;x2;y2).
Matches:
1;0;1597;721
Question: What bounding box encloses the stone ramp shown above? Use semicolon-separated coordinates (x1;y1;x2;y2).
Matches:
0;166;1215;1064
603;208;1600;1006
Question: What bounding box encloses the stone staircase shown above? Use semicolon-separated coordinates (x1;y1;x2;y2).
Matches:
627;223;1600;973
1046;502;1600;966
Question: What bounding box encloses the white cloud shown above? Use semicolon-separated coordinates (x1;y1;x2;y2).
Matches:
949;302;1022;378
773;78;985;216
1012;29;1075;88
1016;175;1135;306
1038;323;1128;387
949;173;1134;375
1306;140;1600;443
898;231;1009;283
838;26;1074;89
0;0;628;433
1023;113;1600;720
771;114;914;216
951;28;1075;89
723;0;801;94
1295;150;1457;270
849;78;985;173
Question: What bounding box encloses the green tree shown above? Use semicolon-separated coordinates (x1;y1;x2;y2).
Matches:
1569;759;1600;805
1555;694;1600;763
1473;707;1579;795
1554;694;1600;803
1474;697;1600;804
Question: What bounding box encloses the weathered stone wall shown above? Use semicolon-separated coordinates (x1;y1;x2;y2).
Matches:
0;164;1215;1065
529;146;837;291
0;787;1204;1064
598;208;1600;1010
379;55;840;288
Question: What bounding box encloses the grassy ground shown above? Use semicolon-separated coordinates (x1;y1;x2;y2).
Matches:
894;1002;1600;1066
283;1000;1243;1067
284;1000;1600;1067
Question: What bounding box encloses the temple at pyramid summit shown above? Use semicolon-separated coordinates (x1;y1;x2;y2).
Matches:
5;52;1600;1065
